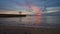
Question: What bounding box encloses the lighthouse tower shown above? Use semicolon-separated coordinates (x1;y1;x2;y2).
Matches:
19;11;22;15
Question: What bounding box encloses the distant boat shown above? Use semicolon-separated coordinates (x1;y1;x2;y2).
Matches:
0;11;26;17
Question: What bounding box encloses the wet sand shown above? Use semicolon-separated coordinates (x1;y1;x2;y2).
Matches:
0;25;60;34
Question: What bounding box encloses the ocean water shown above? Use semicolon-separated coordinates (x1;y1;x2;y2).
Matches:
0;16;60;28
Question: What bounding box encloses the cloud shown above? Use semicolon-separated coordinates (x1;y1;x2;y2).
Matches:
46;7;60;13
0;0;60;13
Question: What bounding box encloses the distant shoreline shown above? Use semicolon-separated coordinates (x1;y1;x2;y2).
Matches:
0;14;26;17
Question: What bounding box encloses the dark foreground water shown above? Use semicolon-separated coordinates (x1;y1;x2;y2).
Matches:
0;16;60;28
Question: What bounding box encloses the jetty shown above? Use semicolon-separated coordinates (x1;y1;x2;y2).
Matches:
0;11;26;17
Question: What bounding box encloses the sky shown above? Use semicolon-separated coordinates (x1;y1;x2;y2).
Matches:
0;0;60;14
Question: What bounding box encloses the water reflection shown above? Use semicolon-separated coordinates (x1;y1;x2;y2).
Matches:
19;17;22;23
0;16;60;28
36;15;42;25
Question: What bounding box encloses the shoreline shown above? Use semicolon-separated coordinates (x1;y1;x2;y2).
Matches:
0;25;60;34
0;14;26;17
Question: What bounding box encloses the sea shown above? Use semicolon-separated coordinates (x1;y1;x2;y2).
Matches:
0;15;60;28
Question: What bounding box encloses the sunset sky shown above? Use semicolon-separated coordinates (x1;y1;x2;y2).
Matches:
0;0;60;14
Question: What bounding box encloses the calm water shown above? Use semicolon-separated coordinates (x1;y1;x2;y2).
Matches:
0;16;60;28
